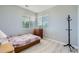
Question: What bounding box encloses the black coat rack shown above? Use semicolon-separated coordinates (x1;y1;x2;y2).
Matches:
64;15;75;52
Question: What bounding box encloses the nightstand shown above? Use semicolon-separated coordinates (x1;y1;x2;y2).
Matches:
33;28;43;38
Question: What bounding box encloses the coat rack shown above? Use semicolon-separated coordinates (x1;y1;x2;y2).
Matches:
64;15;76;52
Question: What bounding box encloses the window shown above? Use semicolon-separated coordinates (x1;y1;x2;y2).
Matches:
37;15;48;29
22;16;36;29
42;16;48;29
30;16;36;29
22;16;30;28
37;16;43;28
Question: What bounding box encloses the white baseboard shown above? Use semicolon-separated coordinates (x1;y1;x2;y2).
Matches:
45;38;79;49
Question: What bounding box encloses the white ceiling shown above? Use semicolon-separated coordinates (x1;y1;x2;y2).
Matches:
18;5;55;13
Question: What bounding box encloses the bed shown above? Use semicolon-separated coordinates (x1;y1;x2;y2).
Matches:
8;34;41;53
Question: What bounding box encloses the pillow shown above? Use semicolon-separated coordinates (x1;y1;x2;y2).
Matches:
0;38;9;45
0;30;7;38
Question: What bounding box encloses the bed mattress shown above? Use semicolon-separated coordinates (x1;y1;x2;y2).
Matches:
8;34;41;47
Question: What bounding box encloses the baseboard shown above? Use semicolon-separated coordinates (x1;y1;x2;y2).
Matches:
73;45;79;49
45;38;79;49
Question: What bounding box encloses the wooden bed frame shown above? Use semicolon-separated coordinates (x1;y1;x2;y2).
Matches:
14;39;40;53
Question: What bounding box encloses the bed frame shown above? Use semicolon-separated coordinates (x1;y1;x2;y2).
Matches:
14;39;40;53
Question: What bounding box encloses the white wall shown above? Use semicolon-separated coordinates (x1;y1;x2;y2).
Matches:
0;5;78;47
77;6;79;47
0;5;36;36
38;5;78;46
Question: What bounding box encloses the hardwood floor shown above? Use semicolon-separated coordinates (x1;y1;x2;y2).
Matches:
20;39;78;53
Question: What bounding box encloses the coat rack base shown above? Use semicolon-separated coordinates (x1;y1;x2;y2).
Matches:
64;44;77;52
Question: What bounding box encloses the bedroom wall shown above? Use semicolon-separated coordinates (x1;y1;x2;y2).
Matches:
77;6;79;47
38;5;78;47
0;5;36;36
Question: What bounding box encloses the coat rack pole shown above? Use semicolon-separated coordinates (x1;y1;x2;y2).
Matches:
64;15;76;52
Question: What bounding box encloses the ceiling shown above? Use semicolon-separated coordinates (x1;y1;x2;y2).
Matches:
18;5;55;13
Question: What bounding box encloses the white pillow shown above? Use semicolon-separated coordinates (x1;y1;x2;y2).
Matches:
0;30;7;38
0;38;9;45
